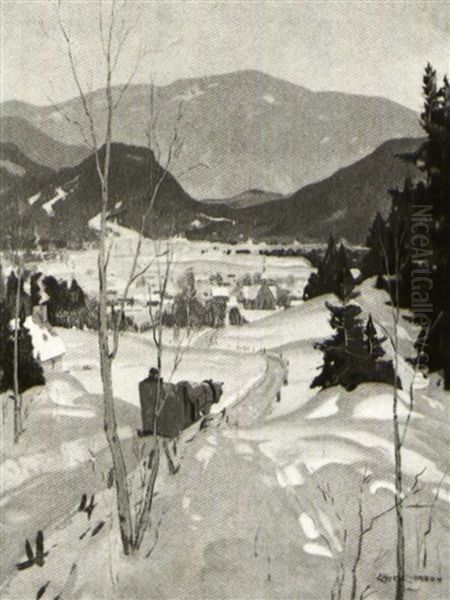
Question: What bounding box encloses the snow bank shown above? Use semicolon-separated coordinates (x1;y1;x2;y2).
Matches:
303;542;333;558
299;513;320;539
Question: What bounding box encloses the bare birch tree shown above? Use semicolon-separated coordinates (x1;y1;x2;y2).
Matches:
374;226;440;600
55;0;186;554
5;196;26;443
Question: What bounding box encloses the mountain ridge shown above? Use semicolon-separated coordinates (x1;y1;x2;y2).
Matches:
0;116;89;172
1;70;422;199
0;136;423;246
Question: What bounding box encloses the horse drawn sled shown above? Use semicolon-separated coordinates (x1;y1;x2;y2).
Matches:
138;368;224;438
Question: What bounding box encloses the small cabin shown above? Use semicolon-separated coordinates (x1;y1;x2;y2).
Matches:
211;286;230;301
11;307;66;375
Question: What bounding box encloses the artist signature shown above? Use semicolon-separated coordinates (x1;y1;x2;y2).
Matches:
377;573;442;584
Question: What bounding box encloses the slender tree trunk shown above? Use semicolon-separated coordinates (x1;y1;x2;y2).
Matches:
393;383;405;599
13;266;22;443
98;182;134;554
392;322;405;600
132;439;160;552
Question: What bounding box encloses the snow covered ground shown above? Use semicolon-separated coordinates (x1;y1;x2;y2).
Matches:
20;236;313;300
1;274;449;599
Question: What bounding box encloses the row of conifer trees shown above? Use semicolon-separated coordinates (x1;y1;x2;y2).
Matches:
305;64;449;390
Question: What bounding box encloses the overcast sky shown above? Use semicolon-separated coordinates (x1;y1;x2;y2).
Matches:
1;0;449;110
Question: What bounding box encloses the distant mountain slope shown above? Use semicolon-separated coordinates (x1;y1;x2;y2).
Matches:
0;142;55;206
0;137;424;247
0;143;56;243
221;136;425;243
0;116;89;171
1;70;422;198
203;189;284;208
0;143;208;247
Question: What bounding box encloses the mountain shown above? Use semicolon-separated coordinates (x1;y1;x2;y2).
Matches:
1;70;422;198
203;189;284;208
0;143;208;247
0;137;424;247
0;142;54;186
218;136;425;243
0;116;89;171
0;143;56;244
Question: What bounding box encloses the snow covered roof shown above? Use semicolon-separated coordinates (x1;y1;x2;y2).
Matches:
10;315;65;363
211;286;230;298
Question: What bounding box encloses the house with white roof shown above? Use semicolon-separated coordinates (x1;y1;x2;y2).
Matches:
10;307;66;375
211;286;231;301
240;281;277;310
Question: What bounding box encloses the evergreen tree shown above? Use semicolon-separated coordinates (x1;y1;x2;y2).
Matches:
229;305;243;326
335;243;356;301
0;300;45;393
42;275;60;324
363;65;449;387
0;301;11;391
303;236;355;300
6;271;18;311
312;300;395;392
414;65;450;387
30;272;42;307
365;314;386;359
204;298;226;328
68;278;86;309
362;211;388;278
363;177;416;307
0;262;5;301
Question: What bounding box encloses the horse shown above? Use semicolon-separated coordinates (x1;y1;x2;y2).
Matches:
139;371;224;437
177;379;224;426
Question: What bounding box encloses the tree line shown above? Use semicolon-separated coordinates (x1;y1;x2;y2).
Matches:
303;65;449;391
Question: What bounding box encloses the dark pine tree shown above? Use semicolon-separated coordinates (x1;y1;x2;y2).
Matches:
363;177;416;308
42;275;60;324
414;65;450;387
303;236;355;300
0;301;11;392
0;262;5;301
335;243;356;302
229;305;243;326
362;211;388;279
69;278;86;309
365;314;387;359
312;293;396;392
0;303;45;393
30;272;43;307
362;65;449;387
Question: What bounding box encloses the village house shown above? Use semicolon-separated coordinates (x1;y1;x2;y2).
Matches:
240;281;277;310
11;305;66;376
210;285;231;302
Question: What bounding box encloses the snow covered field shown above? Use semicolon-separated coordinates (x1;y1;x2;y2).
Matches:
24;235;313;299
1;262;449;599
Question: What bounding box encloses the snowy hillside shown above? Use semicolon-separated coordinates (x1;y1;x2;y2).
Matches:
2;275;448;599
